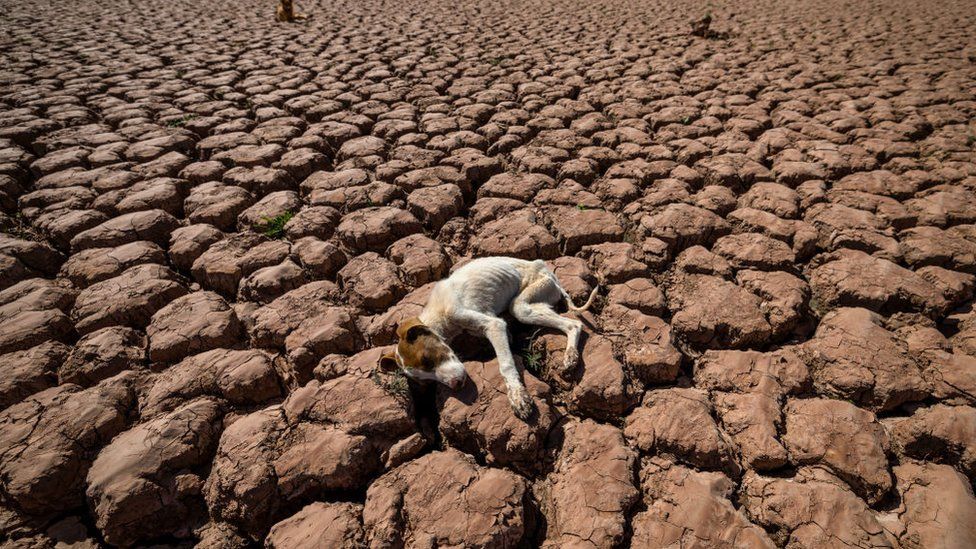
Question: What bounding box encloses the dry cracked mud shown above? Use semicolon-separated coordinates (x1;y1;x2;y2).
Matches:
1;0;976;546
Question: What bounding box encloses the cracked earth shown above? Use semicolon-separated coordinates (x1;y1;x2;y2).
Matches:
1;0;976;546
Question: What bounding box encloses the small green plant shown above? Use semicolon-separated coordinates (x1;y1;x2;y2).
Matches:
165;114;197;127
488;56;506;66
681;116;691;125
522;330;548;377
257;211;294;239
576;204;587;211
373;369;410;398
967;134;975;148
424;45;438;58
523;348;545;376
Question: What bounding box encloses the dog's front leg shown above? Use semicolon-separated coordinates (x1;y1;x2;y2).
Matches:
458;311;535;420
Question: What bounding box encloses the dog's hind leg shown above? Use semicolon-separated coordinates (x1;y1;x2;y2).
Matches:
510;279;584;373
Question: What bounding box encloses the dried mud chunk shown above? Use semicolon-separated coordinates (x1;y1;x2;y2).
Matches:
222;166;294;195
581;241;651;282
337;252;406;312
169;223;224;272
834;169;916;199
906;185;976;227
61;326;145;386
803;307;928;410
437;360;556;474
809;249;947;316
923;351;976;405
59;240;166;287
738;181;800;219
605;278;666;316
85;398;222;547
695;347;811;396
141;348;281;418
70;209;180;251
147;291;242;363
692;185;738;216
695;153;772;188
284;307;363;376
668;274;771;349
336;206;422;253
714;391;788;470
0;375;135;513
782;397;892;504
70;263;186;335
111;177;185;216
674;245;733;278
566;334;637;420
888;404;976;478
292;237;345;278
206;375;415;540
237;190;302;230
265;502;364;549
407;184;463;231
300;169;370;194
0;235;62;276
917;265;975;307
238;260;308;304
548;206;624;253
632;458;775;548
540;420;638;548
0;340;68;410
184;182;255;231
191;233;290;298
470;209;559;259
387;234;450;287
0;277;76;319
888;462;976;548
640;203;731;252
35;209;109;250
282;205;340;240
736;269;809;337
478;173;556;202
0;307;74;355
246;281;341;348
899;225;976;273
601;305;681;385
363;449;527;549
742;467;895;548
712;233;795;271
624;387;737;471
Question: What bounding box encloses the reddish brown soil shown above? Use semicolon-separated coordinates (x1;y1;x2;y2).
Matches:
1;0;975;547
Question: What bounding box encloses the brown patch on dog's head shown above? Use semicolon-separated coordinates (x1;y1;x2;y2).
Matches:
392;317;449;372
378;317;468;389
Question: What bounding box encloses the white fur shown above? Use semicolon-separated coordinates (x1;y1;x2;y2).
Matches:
418;257;596;419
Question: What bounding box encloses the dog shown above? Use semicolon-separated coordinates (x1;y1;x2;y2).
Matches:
378;257;597;419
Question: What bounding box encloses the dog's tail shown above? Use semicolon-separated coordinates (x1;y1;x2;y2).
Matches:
565;285;599;312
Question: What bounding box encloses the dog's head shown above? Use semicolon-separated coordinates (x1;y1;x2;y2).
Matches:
378;317;467;389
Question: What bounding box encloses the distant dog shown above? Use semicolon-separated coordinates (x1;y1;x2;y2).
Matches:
379;257;597;419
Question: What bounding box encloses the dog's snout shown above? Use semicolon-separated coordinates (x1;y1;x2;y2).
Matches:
448;377;465;390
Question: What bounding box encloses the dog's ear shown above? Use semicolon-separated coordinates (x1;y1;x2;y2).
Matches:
378;352;399;373
396;317;430;342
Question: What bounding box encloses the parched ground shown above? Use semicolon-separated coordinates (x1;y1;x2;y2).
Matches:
1;0;976;546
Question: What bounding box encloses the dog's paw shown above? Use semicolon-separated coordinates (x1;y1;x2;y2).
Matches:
509;386;535;420
562;346;580;372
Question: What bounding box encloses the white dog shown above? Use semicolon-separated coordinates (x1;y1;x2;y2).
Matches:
379;257;597;419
